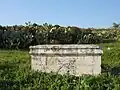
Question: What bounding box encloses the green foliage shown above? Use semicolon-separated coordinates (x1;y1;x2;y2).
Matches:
0;23;102;49
0;42;120;89
112;22;120;29
94;29;119;43
2;22;120;49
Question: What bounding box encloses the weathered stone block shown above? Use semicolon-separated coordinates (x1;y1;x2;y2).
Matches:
29;44;103;76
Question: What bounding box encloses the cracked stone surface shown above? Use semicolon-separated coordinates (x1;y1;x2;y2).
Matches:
29;44;103;76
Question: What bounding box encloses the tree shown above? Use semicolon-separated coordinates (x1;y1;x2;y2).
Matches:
113;22;120;29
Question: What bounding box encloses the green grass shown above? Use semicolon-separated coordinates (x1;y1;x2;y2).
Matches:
0;42;120;90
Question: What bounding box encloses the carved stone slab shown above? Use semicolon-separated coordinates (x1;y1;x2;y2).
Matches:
29;44;103;76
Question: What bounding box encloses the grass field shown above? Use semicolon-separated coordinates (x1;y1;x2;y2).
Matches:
0;42;120;89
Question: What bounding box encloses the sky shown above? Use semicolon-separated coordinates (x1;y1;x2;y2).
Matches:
0;0;120;28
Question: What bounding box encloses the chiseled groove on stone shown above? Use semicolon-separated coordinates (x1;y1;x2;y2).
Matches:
30;52;102;56
29;45;101;49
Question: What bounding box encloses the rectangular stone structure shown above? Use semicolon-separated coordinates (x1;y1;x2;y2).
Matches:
29;44;103;76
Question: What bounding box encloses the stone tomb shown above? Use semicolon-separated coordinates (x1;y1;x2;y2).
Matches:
29;44;103;76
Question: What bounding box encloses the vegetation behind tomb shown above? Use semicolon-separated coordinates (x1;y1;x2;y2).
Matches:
0;22;120;50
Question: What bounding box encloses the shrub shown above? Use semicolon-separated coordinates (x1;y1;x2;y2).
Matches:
0;24;101;49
